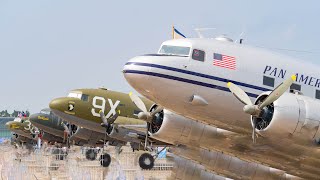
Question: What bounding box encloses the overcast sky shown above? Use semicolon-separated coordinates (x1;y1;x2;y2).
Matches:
1;0;320;113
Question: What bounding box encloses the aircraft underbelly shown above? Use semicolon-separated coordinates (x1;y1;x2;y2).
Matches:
12;129;33;139
147;75;251;133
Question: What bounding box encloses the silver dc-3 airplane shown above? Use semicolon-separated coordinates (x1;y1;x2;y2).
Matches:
123;36;320;179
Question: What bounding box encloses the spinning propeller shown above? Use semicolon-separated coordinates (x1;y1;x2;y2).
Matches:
99;110;119;133
129;92;163;122
227;75;297;143
129;92;163;149
99;110;120;150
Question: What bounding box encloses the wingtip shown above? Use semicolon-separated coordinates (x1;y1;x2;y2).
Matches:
129;92;132;96
291;75;297;81
227;82;232;87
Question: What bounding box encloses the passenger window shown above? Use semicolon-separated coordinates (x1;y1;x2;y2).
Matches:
263;76;275;87
81;94;89;102
192;49;205;62
316;90;320;99
290;83;301;91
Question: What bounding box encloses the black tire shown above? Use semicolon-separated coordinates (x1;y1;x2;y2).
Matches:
100;153;111;167
85;149;97;161
139;153;154;170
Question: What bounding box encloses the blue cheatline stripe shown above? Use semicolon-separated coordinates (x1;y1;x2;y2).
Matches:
174;28;186;38
125;62;271;92
123;70;259;98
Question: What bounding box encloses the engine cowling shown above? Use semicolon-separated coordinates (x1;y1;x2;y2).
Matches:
149;109;234;145
252;92;320;142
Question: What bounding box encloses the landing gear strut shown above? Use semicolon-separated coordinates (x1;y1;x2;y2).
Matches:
139;153;155;170
98;110;120;168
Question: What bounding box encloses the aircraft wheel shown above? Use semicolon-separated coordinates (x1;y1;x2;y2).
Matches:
85;149;97;161
100;153;111;167
139;153;154;170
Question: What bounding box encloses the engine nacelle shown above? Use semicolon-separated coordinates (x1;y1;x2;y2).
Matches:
253;92;320;142
149;109;235;146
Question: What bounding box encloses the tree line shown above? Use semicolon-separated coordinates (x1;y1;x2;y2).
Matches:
0;110;30;117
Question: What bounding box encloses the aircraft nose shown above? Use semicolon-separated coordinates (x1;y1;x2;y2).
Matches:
122;56;150;74
123;56;153;96
29;113;40;124
49;97;76;115
49;98;67;112
5;121;12;129
5;121;17;130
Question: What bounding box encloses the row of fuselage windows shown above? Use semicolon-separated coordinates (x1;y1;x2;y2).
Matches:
190;52;320;99
263;75;320;99
177;49;320;100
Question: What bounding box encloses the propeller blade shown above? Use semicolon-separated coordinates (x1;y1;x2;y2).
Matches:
252;119;257;144
259;75;296;109
227;82;252;105
150;105;163;116
129;92;148;113
114;124;119;133
107;113;119;125
99;110;109;125
61;122;70;134
144;123;149;150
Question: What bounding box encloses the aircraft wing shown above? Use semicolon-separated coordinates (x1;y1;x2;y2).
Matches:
117;116;319;178
170;145;302;180
183;130;320;179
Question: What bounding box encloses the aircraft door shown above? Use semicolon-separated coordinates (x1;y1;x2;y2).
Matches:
185;48;207;92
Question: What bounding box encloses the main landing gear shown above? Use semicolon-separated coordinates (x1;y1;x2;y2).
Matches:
138;153;155;170
100;153;111;167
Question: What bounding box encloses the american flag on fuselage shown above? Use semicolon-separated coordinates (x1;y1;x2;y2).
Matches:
213;53;236;70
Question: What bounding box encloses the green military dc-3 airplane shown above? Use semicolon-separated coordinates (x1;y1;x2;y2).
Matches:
5;116;64;145
29;108;156;164
29;108;107;146
49;88;169;169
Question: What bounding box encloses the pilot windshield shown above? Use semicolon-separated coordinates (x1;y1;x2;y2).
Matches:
40;108;51;115
68;92;82;99
159;45;190;56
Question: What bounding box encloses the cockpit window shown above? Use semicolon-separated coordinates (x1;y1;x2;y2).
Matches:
81;94;89;102
40;108;51;115
68;92;82;99
14;118;22;122
159;45;190;56
192;49;205;62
